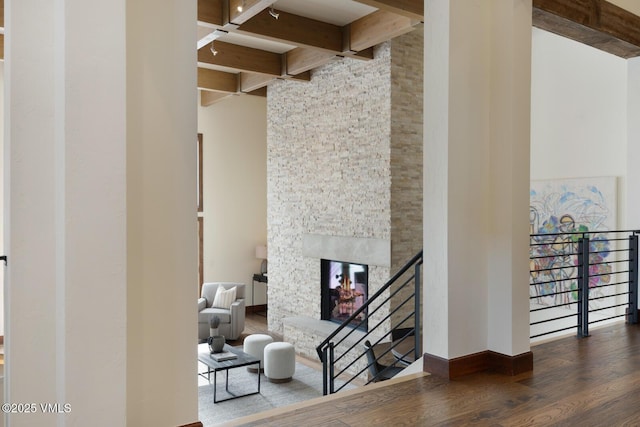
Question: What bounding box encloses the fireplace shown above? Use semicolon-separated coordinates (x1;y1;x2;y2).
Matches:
321;259;368;330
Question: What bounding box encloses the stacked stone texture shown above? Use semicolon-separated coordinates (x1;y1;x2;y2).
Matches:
267;28;424;359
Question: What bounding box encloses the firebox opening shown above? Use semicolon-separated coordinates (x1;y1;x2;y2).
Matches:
321;259;368;331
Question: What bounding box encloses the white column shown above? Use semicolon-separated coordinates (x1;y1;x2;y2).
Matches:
486;0;532;357
0;63;4;340
627;57;640;229
423;0;454;360
125;0;198;425
5;1;197;426
423;0;531;362
627;58;640;310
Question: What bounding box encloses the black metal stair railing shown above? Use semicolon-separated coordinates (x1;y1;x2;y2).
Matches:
530;230;639;340
316;250;423;395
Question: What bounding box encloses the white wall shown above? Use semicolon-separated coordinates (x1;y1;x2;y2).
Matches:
599;0;640;231
612;0;640;229
198;94;267;291
531;28;628;226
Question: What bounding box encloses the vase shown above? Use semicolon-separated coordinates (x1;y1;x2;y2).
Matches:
208;335;225;353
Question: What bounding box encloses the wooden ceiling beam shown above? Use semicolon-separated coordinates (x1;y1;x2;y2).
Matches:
198;40;283;76
198;66;311;95
240;72;274;92
247;87;267;97
239;69;310;93
291;71;311;82
352;0;424;21
285;48;336;76
237;9;344;53
197;0;224;28
351;47;375;60
197;68;238;93
201;90;234;106
241;70;311;91
533;0;640;58
348;10;418;53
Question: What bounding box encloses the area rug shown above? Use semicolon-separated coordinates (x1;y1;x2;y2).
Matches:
198;358;355;426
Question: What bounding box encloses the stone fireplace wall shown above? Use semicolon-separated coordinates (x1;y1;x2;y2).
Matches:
390;27;424;327
266;27;423;342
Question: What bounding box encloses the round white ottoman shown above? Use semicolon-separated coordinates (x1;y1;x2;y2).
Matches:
264;342;295;383
243;334;274;372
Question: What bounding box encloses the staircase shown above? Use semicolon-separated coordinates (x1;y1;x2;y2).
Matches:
316;250;423;394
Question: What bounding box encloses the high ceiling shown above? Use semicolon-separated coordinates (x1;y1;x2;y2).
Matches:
1;1;639;107
198;0;640;106
196;0;423;105
0;1;422;102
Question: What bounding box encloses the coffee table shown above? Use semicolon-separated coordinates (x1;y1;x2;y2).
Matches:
198;343;261;403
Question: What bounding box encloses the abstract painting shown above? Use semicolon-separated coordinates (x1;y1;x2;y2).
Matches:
530;177;616;235
529;177;617;308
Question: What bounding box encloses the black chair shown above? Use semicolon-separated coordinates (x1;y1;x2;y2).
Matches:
363;340;404;382
391;327;415;342
390;327;416;366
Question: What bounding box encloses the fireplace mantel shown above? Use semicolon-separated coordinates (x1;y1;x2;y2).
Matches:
302;234;390;267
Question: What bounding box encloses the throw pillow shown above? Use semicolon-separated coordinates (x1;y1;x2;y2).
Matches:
212;286;237;309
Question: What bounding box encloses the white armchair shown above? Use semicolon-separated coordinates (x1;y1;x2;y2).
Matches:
198;282;246;341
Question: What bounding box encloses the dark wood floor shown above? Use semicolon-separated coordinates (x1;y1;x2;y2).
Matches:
222;320;640;426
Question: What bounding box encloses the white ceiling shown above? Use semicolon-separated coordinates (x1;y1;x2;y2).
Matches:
272;0;377;26
221;31;296;53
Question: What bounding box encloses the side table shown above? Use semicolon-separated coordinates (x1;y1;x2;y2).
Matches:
252;273;268;316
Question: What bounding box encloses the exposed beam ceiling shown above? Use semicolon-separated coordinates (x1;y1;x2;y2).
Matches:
196;0;640;102
533;0;640;58
196;0;420;100
3;0;640;103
